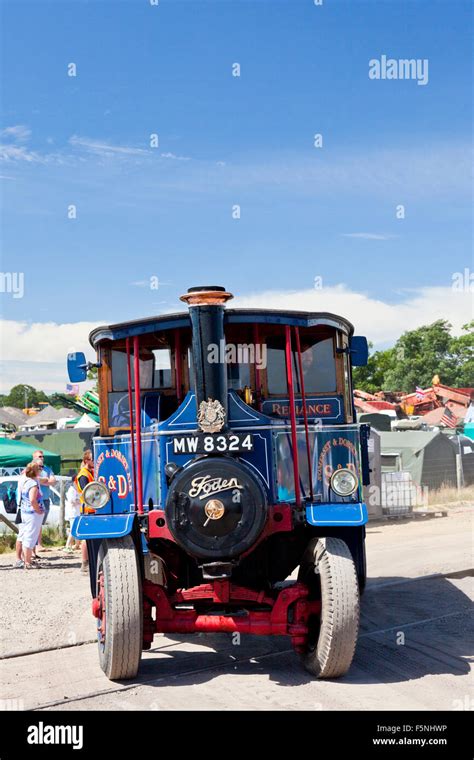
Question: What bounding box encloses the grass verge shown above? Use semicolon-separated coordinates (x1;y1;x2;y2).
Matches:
0;525;66;554
427;484;474;507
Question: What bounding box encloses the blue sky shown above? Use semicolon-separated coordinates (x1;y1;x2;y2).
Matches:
0;0;472;391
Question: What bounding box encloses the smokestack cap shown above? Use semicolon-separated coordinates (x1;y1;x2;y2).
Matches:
180;285;234;306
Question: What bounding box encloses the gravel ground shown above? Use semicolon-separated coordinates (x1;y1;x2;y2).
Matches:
0;547;91;656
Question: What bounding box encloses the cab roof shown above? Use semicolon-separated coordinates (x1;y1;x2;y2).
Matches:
89;309;354;348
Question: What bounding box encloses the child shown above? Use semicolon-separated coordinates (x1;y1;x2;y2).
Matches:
64;481;82;552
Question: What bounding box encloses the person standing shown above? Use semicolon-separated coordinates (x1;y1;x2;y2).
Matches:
14;462;45;569
64;481;82;552
33;450;56;552
74;450;95;573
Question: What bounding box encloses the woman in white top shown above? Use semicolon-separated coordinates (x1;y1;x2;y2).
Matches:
14;462;45;569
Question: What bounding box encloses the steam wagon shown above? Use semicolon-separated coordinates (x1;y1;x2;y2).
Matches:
67;285;370;680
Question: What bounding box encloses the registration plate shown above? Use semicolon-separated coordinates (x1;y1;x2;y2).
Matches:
172;433;254;455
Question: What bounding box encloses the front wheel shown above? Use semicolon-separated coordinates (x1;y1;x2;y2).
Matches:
96;535;143;680
298;537;360;678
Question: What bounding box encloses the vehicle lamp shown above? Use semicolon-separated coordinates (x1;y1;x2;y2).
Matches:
330;468;358;497
82;481;110;509
165;461;180;482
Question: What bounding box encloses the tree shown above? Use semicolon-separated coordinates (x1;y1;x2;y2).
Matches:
3;384;49;409
449;321;474;387
382;320;453;391
353;321;473;394
383;320;474;391
352;344;395;394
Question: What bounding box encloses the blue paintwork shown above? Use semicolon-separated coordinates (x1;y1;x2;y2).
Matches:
226;312;351;331
94;433;160;513
310;425;362;503
261;395;344;424
108;391;161;429
157;390;197;432
273;424;363;505
90;316;190;345
71;513;136;539
67;351;88;382
305;503;368;526
80;391;368;538
158;391;277;504
349;336;369;366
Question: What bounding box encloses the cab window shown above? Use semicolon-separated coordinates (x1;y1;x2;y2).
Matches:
266;335;336;395
111;346;172;391
187;345;251;392
227;356;251;391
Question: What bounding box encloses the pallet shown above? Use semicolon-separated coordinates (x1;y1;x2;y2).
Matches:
412;508;448;519
381;507;448;521
382;508;413;520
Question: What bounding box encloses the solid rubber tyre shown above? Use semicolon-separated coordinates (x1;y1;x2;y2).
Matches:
96;535;143;680
298;536;360;678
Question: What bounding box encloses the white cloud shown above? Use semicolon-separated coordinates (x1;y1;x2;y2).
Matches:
1;125;31;141
0;320;102;393
0;144;44;163
342;233;395;240
0;125;42;164
69;135;148;156
232;285;473;345
160;152;191;161
188;142;471;199
0;320;99;363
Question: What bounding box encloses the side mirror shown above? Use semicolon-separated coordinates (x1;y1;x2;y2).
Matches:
350;336;369;367
67;352;88;382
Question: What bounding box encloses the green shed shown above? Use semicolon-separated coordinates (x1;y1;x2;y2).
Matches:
14;429;95;476
379;430;458;489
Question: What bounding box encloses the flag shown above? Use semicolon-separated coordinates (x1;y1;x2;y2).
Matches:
440;406;457;429
415;386;426;400
66;383;79;396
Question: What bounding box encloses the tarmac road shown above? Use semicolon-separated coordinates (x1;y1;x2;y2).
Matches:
0;507;472;711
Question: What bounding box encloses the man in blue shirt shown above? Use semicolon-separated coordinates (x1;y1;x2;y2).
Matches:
33;450;56;551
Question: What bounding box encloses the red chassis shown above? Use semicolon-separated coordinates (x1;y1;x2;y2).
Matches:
92;503;321;653
145;502;319;651
141;579;321;653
